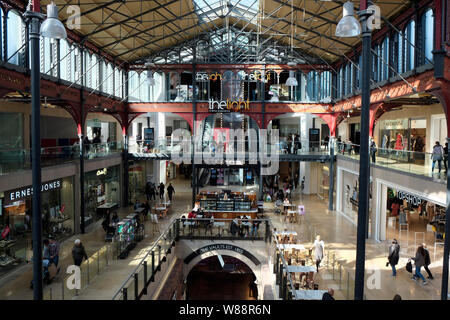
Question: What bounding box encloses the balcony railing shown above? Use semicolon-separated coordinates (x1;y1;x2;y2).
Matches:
0;142;123;176
336;142;447;181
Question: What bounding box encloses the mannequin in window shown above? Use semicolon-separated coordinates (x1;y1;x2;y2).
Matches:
394;132;404;150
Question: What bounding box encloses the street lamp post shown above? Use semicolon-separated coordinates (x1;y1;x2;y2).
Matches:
335;0;372;300
24;0;66;300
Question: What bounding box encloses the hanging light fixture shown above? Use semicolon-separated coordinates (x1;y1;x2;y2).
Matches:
285;70;298;86
347;110;350;118
335;1;361;38
146;70;155;86
40;2;67;39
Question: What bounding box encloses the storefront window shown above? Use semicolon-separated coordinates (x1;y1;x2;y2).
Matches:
0;177;74;274
84;165;121;226
378;118;426;156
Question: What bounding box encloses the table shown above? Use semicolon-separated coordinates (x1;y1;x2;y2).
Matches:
277;244;305;250
96;202;118;218
285;265;316;273
134;207;145;214
155;207;168;218
274;231;298;236
294;290;328;300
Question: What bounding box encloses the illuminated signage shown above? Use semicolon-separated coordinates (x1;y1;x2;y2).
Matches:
196;71;270;82
208;98;250;113
96;168;108;176
397;190;423;206
5;179;62;203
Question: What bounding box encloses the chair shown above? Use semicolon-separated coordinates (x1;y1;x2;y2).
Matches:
289;234;294;244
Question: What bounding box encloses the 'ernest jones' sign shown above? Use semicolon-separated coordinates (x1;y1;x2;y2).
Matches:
5;179;62;202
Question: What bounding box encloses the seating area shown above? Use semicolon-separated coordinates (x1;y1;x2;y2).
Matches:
273;229;322;297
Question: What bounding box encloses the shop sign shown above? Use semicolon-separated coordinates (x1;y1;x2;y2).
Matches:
382;119;408;130
183;243;260;266
96;168;108;176
5;179;62;203
208;98;250;113
397;190;423;206
196;71;270;82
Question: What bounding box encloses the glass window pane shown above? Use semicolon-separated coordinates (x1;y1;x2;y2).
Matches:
7;11;24;65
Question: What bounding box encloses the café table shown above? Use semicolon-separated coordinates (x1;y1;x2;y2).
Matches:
285;265;316;273
274;231;298;236
294;290;328;300
277;244;306;250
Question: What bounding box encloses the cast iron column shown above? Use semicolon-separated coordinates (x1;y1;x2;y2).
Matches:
123;129;129;206
354;6;372;300
79;91;85;233
328;137;335;211
442;137;450;299
25;5;44;300
259;65;266;200
192;48;197;207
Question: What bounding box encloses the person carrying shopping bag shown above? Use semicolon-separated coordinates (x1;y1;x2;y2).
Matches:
410;245;428;285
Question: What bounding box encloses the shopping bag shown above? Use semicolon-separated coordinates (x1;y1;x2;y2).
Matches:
406;261;412;273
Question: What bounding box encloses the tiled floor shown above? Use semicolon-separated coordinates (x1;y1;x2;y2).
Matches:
266;190;445;300
0;176;446;300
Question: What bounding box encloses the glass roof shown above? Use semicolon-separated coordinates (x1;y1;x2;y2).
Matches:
194;0;259;23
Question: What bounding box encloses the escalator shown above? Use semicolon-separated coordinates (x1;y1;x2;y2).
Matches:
198;168;211;187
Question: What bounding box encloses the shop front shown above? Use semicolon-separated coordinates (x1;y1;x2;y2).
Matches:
377;118;426;156
376;182;446;246
0;177;75;274
337;168;373;232
84;165;121;227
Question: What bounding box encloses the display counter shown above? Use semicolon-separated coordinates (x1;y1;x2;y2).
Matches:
196;191;257;219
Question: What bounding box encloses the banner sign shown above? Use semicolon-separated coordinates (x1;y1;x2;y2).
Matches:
183;243;260;266
208;98;250;113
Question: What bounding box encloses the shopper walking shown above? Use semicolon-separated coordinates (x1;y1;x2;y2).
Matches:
145;181;151;201
72;239;88;267
387;239;400;277
167;183;175;202
422;243;434;280
431;141;444;174
410;245;428;285
158;182;165;200
311;235;325;272
48;236;60;269
444;142;448;173
370;138;377;163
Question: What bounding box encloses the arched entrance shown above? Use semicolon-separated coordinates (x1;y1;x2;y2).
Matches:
185;255;258;300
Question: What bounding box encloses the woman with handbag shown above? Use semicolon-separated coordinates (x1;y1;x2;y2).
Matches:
387;239;400;276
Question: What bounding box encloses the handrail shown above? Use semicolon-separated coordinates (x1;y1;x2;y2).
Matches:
110;217;177;300
111;217;272;300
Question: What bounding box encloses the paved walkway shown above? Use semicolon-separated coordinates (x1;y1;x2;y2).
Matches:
0;177;445;300
266;190;444;300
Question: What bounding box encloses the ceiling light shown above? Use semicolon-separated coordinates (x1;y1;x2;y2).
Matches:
285;70;298;87
146;70;155;86
335;1;361;38
40;2;67;39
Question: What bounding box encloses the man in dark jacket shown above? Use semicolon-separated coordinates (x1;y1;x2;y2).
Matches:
167;183;175;202
388;239;400;276
422;243;433;279
159;182;165;200
72;239;88;266
322;288;335;300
